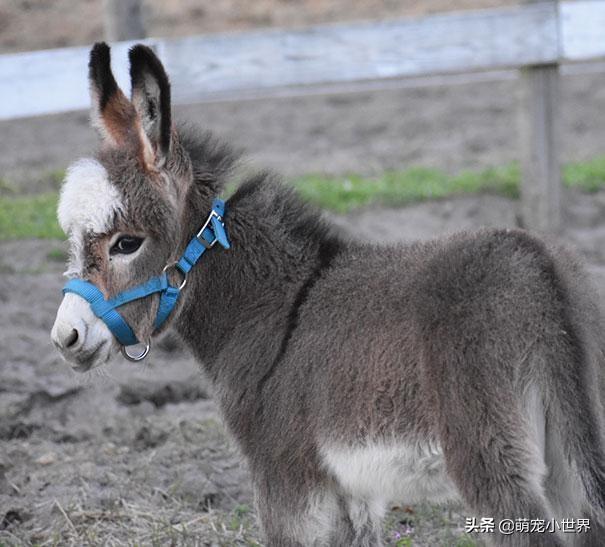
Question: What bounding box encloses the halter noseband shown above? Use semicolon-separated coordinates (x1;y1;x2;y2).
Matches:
62;198;230;362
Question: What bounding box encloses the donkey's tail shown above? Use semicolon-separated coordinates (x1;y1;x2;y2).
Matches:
415;229;605;545
542;244;605;523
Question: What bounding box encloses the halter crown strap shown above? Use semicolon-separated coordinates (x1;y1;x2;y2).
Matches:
62;198;230;350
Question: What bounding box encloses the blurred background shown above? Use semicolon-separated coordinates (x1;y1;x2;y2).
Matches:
0;0;508;52
1;1;605;545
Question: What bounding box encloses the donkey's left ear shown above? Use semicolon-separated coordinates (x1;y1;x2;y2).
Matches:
129;45;172;167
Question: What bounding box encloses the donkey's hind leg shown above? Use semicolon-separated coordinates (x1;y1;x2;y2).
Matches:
541;349;605;547
544;420;604;547
430;351;564;546
440;405;562;547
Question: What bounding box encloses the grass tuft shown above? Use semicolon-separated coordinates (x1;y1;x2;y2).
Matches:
564;156;605;192
295;156;605;213
295;163;520;213
0;193;63;240
1;156;605;240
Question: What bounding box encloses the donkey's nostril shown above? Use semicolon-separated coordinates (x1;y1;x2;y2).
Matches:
65;329;79;348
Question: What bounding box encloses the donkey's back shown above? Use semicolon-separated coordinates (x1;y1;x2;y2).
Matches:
247;227;605;546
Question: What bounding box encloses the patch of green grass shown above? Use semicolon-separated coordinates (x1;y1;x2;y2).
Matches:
384;504;478;546
297;155;605;213
0;192;63;240
295;164;520;213
564;156;605;192
227;504;253;532
2;156;605;240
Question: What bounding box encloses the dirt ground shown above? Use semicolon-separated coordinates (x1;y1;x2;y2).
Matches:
2;1;605;546
1;191;605;546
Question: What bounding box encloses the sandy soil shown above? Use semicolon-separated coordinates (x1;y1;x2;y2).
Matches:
1;1;605;545
2;58;605;547
1;191;604;545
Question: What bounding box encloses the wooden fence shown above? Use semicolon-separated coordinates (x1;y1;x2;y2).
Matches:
2;0;605;231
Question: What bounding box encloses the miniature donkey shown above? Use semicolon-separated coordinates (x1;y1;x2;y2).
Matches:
51;43;605;546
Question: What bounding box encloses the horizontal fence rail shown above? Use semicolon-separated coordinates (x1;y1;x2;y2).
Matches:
1;1;605;121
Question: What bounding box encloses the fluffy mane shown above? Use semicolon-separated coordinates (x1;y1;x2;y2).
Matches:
177;122;241;193
176;120;345;253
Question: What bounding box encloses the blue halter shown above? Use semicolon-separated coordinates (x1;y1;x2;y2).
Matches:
63;198;230;360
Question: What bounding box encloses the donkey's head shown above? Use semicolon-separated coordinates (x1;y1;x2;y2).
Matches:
51;43;200;372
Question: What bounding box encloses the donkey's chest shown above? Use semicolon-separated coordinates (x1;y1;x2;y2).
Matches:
320;441;459;506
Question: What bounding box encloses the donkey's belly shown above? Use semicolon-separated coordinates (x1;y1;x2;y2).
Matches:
320;441;460;506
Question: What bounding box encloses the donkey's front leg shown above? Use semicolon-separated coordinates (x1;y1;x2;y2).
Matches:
336;495;385;547
253;471;361;547
254;475;384;546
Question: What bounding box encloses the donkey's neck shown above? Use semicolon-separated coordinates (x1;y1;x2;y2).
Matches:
174;175;343;391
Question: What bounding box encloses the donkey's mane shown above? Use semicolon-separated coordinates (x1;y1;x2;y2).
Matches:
230;173;344;250
178;120;344;252
177;121;345;389
178;122;241;190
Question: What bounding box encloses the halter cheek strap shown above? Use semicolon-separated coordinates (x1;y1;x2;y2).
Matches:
62;198;230;358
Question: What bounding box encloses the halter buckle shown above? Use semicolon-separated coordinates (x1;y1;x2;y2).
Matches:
195;210;222;248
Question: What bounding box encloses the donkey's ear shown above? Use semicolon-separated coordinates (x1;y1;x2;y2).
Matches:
129;45;172;167
88;42;138;147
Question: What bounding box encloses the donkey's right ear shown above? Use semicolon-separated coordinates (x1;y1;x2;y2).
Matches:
88;42;138;147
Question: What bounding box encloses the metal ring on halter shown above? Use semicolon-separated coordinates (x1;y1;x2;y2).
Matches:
163;261;187;290
121;341;151;362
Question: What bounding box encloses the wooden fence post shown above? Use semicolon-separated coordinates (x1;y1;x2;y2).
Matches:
518;0;561;233
103;0;146;42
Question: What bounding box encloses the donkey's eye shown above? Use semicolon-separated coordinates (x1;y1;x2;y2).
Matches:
110;236;144;255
